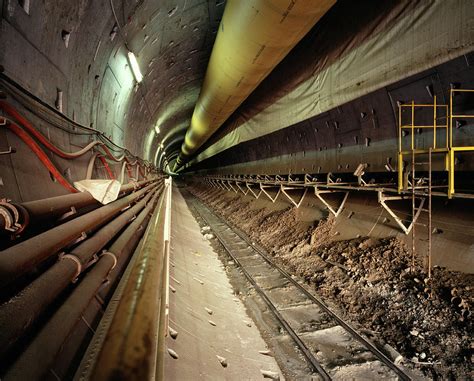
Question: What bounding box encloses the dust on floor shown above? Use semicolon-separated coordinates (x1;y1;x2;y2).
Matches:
190;185;473;380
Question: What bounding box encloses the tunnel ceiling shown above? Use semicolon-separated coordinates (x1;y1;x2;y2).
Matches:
0;0;225;168
125;0;226;165
1;0;473;177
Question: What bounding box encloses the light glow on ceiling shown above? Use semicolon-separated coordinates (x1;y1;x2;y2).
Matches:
127;51;143;83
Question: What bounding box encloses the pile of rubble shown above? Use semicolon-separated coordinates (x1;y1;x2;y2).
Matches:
289;235;472;380
190;185;473;380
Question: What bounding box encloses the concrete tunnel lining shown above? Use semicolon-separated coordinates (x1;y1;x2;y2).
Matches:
0;0;473;380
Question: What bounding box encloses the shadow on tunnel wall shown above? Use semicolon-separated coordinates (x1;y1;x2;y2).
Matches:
195;0;414;155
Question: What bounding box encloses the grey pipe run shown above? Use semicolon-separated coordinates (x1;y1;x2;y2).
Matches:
0;180;152;237
3;190;161;380
0;181;159;287
0;185;161;357
19;179;152;224
0;180;152;240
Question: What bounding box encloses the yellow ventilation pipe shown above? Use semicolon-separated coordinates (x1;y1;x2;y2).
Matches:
175;0;335;169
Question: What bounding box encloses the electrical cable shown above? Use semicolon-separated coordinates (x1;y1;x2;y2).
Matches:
0;101;138;165
99;155;115;179
0;75;148;165
3;120;78;193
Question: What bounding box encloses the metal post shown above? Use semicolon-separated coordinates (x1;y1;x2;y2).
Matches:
448;149;455;198
428;148;432;278
411;149;416;270
398;152;403;193
433;96;437;149
411;101;415;150
398;102;402;152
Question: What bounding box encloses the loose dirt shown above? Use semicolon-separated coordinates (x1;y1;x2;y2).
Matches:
190;185;473;380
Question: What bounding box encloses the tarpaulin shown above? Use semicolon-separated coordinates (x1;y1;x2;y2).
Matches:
190;0;474;167
74;179;121;204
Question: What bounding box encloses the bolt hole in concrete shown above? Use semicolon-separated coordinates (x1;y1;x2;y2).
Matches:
188;185;473;380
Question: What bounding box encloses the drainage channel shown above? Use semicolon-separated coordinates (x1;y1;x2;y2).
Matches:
187;195;415;381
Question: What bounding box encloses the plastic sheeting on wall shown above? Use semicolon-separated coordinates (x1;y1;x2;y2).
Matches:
190;0;474;167
74;179;121;204
178;0;335;163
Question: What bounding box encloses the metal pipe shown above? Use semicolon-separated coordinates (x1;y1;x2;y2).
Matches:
176;0;335;169
15;179;151;227
119;161;127;184
0;182;157;287
90;189;167;380
100;193;159;295
74;232;148;380
0;185;161;357
3;191;161;380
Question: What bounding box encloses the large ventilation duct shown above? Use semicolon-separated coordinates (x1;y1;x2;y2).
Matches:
175;0;335;170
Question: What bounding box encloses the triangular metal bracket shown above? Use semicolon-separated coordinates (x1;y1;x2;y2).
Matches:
227;181;238;193
327;172;342;184
281;186;308;208
378;191;425;235
236;182;249;195
314;186;349;217
260;184;281;203
246;183;262;199
218;180;229;191
304;173;318;185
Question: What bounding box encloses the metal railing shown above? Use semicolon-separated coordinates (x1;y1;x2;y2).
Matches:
448;88;474;197
397;88;474;198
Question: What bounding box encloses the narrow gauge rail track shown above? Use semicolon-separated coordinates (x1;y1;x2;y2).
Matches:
188;195;413;381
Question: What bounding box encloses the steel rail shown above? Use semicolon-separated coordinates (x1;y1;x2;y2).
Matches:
190;199;330;380
191;197;413;381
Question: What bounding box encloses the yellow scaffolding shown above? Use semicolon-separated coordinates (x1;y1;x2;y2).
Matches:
448;88;474;198
397;96;448;193
398;89;474;198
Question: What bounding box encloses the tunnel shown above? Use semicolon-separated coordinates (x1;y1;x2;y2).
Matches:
0;0;473;380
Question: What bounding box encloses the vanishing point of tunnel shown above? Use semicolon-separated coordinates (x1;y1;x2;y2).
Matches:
0;1;473;380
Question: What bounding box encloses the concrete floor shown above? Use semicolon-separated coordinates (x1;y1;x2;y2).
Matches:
164;187;282;380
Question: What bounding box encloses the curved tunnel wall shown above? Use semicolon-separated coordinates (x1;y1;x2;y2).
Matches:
189;55;474;176
0;0;225;200
185;0;474;176
1;0;473;197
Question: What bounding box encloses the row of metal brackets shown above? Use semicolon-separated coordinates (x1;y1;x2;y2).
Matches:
203;174;425;235
206;174;350;218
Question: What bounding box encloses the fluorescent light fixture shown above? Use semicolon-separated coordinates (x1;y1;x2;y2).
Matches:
127;51;143;83
155;125;160;134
